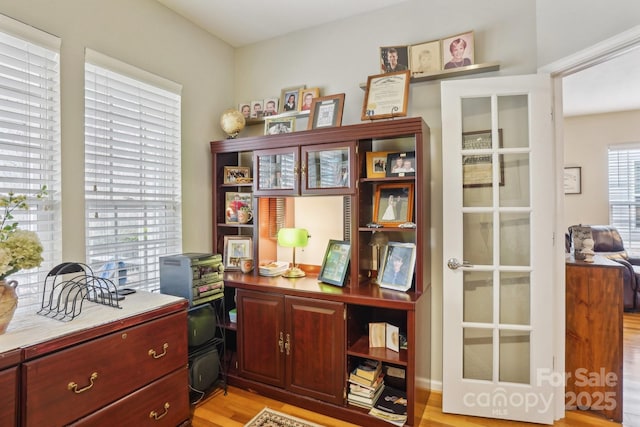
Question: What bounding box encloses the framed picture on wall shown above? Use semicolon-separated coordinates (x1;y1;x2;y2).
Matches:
441;31;474;70
564;166;582;194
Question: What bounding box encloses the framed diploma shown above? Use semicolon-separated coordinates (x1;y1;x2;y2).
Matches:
361;70;410;121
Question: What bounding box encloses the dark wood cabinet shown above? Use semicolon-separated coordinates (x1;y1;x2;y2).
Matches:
237;290;345;405
565;256;623;422
0;292;189;427
211;117;431;426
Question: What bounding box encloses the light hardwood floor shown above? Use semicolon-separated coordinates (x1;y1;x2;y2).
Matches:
192;313;640;427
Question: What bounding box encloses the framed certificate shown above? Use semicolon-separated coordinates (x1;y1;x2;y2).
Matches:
361;70;410;121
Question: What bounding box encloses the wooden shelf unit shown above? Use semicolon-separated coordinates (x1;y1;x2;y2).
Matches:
210;117;431;426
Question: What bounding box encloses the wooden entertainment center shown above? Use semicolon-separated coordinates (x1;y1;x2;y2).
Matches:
210;117;431;426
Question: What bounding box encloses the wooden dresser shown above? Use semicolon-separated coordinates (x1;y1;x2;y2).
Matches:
565;255;623;422
0;291;190;427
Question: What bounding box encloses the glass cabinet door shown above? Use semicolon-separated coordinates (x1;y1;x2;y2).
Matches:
301;141;355;195
254;147;299;196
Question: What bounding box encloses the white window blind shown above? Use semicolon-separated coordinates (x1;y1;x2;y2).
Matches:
0;15;61;309
608;143;640;251
84;51;182;292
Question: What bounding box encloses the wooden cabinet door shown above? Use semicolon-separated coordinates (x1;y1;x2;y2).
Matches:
0;366;17;427
285;296;345;405
237;290;286;387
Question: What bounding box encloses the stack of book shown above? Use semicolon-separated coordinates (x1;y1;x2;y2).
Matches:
369;385;408;426
347;360;384;409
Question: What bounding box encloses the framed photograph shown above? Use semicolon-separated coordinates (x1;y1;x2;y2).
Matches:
250;99;263;119
409;39;442;77
380;45;409;73
223;166;251;184
238;102;251;119
442;31;474;70
386;151;416;177
262;97;279;117
318;239;351;287
298;87;320;112
366;151;392;178
307;93;345;130
378;242;416;292
373;182;414;227
223;236;253;270
264;116;295;135
564;166;582;194
361;70;410;121
225;192;253;224
462;129;504;188
280;85;305;113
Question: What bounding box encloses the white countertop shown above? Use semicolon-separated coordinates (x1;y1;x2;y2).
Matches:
0;291;186;354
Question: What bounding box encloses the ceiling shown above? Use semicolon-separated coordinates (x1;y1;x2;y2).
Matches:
155;0;411;48
156;0;640;118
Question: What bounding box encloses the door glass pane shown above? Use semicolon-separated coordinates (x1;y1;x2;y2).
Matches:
500;212;530;266
461;97;491;134
463;270;492;323
463;328;492;381
463;212;492;265
499;330;530;384
500;272;530;325
306;148;349;189
498;95;529;149
257;153;295;190
499;153;530;207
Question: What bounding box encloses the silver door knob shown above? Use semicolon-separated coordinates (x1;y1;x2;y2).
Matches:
447;258;472;270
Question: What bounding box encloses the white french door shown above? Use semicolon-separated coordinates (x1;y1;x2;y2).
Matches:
441;74;556;424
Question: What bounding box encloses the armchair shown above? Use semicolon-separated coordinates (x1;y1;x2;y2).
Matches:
571;225;640;311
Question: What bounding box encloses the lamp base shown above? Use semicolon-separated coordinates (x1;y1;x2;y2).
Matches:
282;266;306;278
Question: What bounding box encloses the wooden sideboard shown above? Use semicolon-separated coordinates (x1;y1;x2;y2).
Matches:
565;255;623;422
0;291;190;427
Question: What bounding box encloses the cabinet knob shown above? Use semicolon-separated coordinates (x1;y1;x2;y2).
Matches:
285;333;291;355
278;332;284;353
148;342;169;359
68;372;98;394
149;402;170;420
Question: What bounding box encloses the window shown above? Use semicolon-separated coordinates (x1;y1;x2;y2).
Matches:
84;49;182;292
608;144;640;251
0;16;62;308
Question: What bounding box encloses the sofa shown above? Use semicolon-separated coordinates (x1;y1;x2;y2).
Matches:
570;225;640;311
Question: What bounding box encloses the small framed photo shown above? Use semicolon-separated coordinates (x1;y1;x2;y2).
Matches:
225;192;253;224
462;130;504;187
298;87;320;112
223;166;251;184
442;31;474;70
264;116;295;135
238;102;251;119
250;99;263;119
378;242;416;292
280;85;305;113
307;93;345;130
366;151;392;178
262;97;279;117
318;239;351;287
373;182;414;227
386;151;416;177
409;39;441;77
564;167;582;194
223;236;253;270
380;45;409;73
361;70;410;121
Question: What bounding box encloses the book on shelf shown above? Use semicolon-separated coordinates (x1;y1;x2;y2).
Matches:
368;407;406;426
383;365;406;390
348;368;384;388
349;379;384;397
372;386;407;416
354;359;382;382
347;383;385;407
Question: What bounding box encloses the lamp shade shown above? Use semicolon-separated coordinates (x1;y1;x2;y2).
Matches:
277;228;309;248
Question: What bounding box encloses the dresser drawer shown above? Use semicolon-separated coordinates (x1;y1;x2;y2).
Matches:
0;366;18;427
69;367;190;427
23;310;187;427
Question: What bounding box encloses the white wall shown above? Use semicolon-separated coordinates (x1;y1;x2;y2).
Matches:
233;0;538;386
564;110;640;228
536;0;640;67
0;0;233;260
